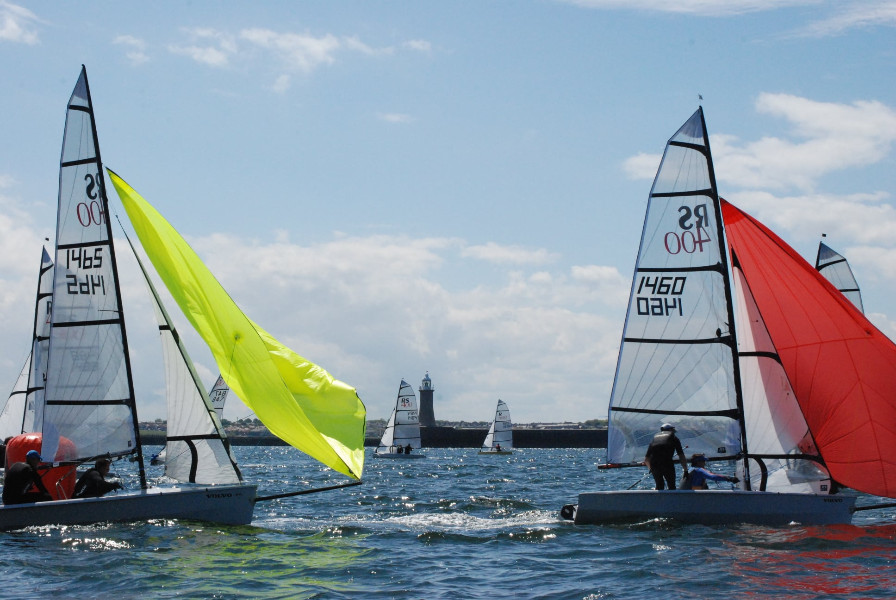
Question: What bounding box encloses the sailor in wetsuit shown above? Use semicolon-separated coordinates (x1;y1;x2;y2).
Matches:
73;458;122;498
644;423;689;490
2;450;52;505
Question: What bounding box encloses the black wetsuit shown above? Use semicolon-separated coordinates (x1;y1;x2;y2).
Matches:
645;431;684;490
2;462;52;505
73;468;121;498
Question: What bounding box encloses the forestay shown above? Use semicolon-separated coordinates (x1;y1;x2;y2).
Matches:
607;108;742;466
41;68;140;466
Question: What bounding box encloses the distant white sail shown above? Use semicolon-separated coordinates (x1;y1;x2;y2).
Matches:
209;375;230;421
481;400;512;452
815;241;864;313
375;380;421;455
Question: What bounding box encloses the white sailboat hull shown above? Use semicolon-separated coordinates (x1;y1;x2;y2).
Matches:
373;452;425;459
566;490;856;526
0;483;257;531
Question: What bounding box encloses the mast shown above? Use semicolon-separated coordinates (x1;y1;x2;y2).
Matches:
697;108;751;489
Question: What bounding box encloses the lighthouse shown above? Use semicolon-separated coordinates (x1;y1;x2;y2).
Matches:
418;372;436;427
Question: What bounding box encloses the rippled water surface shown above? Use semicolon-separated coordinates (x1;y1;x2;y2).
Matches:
2;447;895;599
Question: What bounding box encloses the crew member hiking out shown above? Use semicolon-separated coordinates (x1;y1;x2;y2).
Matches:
644;423;688;490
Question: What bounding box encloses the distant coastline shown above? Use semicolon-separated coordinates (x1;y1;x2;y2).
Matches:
140;425;609;448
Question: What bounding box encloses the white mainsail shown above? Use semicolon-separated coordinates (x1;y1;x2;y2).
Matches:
481;400;512;451
606;108;742;467
375;380;421;454
40;68;141;469
815;241;864;313
1;248;55;441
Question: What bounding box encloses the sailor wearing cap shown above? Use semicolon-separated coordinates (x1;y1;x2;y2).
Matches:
2;449;53;505
643;423;689;490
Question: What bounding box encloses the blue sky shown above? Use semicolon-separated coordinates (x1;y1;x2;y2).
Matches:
1;1;895;424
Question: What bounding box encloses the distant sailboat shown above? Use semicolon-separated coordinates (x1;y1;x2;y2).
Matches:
815;240;864;313
479;400;512;455
374;380;424;459
562;108;896;526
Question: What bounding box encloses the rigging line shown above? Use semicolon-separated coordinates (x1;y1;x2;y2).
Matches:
254;479;363;503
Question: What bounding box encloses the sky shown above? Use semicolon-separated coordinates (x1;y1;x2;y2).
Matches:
1;1;895;425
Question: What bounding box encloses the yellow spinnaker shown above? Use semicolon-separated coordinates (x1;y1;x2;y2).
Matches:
108;169;365;479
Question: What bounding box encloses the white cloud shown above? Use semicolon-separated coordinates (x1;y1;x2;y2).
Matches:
713;94;896;191
114;34;149;66
272;74;291;93
461;242;559;265
404;39;432;53
168;28;238;68
378;112;415;124
239;28;341;73
797;1;896;36
0;1;40;44
559;0;819;17
623;152;661;180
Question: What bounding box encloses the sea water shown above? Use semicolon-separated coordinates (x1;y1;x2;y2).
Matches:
1;447;895;599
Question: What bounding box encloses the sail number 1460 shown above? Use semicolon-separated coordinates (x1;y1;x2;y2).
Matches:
636;276;685;317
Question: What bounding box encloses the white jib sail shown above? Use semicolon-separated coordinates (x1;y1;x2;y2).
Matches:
607;108;742;465
733;260;831;494
482;400;512;450
376;380;421;453
815;241;864;313
42;68;139;463
127;236;241;485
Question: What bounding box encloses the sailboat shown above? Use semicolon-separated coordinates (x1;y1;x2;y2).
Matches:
561;107;896;526
0;247;54;451
0;66;366;531
374;380;424;459
815;240;864;313
479;399;512;455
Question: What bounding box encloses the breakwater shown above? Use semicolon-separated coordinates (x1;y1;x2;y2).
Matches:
142;428;608;448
